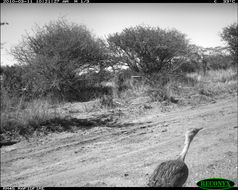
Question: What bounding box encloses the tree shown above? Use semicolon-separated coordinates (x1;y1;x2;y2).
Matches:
1;65;28;100
107;25;190;75
10;19;107;100
220;23;238;65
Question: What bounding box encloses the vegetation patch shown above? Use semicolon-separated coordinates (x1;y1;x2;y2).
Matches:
1;19;237;144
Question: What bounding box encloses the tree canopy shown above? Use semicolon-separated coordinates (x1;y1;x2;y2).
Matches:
10;19;107;100
220;23;238;64
107;25;190;74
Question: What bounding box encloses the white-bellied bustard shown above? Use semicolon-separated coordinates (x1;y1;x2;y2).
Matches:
148;128;203;187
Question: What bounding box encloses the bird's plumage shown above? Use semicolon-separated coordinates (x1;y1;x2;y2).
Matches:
148;159;188;187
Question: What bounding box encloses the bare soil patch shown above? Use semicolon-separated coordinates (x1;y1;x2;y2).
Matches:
1;95;237;187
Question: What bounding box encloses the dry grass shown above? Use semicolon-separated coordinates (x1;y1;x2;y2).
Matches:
187;68;237;84
1;97;62;141
1;68;237;142
119;68;237;106
188;68;237;97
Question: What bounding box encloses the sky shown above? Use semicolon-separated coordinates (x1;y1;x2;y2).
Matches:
1;3;237;66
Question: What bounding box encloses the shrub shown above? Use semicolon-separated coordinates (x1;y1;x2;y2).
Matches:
10;18;107;101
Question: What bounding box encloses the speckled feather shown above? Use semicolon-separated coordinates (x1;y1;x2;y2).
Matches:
148;159;189;187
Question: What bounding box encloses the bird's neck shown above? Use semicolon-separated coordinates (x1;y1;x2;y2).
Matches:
178;138;191;161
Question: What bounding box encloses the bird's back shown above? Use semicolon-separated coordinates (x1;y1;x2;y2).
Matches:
148;159;189;187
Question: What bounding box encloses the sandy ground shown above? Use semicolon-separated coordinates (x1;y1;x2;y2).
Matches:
1;95;237;187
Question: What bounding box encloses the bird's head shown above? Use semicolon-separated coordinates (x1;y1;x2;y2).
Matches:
185;127;203;142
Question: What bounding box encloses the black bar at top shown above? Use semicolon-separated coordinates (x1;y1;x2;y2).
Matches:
80;0;235;2
87;0;237;2
61;0;235;2
1;0;237;3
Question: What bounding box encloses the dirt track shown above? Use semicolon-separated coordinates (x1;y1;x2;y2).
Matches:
1;95;237;187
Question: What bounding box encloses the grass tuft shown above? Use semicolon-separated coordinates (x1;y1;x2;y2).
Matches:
1;97;62;141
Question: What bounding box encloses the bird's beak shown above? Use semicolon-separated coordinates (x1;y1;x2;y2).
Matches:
198;127;203;131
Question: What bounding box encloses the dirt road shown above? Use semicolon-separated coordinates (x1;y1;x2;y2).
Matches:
1;95;237;187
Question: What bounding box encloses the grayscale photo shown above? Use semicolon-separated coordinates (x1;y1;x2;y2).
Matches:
0;3;237;187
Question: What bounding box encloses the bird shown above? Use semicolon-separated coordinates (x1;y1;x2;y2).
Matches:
148;127;203;187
